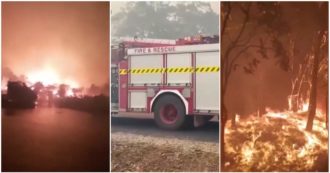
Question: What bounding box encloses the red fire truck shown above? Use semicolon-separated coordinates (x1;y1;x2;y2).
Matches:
111;35;219;130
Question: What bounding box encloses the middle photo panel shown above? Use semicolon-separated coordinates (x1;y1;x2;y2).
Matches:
110;1;220;172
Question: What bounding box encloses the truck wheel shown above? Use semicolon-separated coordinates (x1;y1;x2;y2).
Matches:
154;94;188;130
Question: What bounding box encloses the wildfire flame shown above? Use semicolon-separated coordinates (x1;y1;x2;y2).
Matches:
27;68;60;86
26;67;80;98
301;102;309;112
225;104;328;171
65;88;75;97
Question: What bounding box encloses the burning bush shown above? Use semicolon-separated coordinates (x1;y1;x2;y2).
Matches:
224;109;328;172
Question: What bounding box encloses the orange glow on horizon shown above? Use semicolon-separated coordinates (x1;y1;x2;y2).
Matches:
26;67;79;88
27;68;59;86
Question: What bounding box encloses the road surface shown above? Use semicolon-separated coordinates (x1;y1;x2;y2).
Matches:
2;107;109;172
111;115;219;171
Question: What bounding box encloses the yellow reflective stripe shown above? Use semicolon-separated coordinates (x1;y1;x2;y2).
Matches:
119;69;127;75
119;66;220;75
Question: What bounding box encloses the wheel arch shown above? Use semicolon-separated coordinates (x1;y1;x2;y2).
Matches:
150;90;188;115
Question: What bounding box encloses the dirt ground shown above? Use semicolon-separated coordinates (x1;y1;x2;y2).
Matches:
111;133;219;172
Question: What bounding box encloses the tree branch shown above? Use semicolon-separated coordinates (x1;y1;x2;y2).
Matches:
221;3;232;41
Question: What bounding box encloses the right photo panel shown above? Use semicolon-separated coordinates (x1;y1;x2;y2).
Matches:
221;2;328;172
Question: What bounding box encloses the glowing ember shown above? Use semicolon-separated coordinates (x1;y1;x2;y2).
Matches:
296;101;310;113
235;114;240;123
288;95;293;111
66;88;75;97
301;102;309;112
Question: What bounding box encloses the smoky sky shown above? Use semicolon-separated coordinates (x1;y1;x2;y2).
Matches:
2;2;109;87
222;2;328;116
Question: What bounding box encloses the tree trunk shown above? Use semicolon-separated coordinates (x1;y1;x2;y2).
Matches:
220;60;228;170
231;113;236;128
220;101;227;171
306;33;322;131
326;86;328;128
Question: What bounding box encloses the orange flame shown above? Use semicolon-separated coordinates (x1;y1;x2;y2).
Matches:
225;101;328;171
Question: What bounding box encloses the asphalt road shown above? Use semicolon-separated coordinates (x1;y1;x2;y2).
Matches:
111;115;219;143
2;108;109;172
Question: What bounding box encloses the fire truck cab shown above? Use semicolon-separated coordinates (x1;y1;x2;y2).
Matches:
112;36;219;130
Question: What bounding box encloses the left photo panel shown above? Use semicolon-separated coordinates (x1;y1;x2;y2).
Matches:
2;2;110;172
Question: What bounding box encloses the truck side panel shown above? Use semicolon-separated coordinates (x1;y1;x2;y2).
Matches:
195;51;219;111
130;55;163;85
167;53;192;84
129;90;147;110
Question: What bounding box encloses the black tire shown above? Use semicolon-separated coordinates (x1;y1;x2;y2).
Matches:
154;94;188;130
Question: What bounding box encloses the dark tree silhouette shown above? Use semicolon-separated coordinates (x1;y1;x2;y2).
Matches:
58;84;68;98
305;3;328;131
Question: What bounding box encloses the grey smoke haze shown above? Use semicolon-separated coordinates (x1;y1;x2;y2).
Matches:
111;2;219;41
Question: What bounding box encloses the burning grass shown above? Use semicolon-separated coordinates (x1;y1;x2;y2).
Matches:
224;109;328;172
